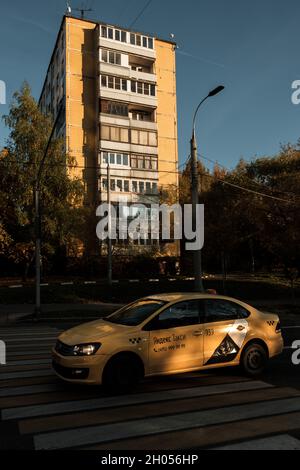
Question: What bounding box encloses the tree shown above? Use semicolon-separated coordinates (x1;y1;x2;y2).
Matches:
0;83;86;278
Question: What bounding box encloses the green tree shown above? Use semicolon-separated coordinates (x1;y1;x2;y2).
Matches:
0;83;86;278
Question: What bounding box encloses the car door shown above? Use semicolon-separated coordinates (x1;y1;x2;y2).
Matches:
144;300;204;374
203;299;250;366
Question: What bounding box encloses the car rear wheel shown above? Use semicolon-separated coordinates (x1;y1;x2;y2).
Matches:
102;355;142;393
241;343;268;376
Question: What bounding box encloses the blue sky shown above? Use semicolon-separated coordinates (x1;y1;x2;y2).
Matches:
0;0;299;170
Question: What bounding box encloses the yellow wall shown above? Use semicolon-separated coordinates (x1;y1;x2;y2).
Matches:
65;17;98;205
155;40;179;192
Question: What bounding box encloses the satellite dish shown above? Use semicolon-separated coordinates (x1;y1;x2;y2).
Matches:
170;33;175;39
66;2;72;14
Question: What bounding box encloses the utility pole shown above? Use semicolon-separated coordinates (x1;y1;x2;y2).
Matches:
191;86;225;292
107;164;112;286
191;130;204;292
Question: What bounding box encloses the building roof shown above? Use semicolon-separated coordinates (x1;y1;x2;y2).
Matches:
39;14;176;103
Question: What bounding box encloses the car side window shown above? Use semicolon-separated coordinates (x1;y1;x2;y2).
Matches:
145;300;201;331
205;299;250;323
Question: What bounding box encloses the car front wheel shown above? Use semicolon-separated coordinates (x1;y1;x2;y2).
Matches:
241;343;268;376
102;354;143;393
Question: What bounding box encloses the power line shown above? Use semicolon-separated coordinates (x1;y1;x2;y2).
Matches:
1;155;298;204
198;153;299;199
128;0;154;29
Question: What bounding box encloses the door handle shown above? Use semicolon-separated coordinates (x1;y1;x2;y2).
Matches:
193;331;203;336
237;325;245;331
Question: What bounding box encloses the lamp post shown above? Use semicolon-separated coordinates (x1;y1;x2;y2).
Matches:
34;106;63;320
191;86;225;292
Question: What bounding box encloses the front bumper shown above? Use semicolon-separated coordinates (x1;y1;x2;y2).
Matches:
52;348;108;385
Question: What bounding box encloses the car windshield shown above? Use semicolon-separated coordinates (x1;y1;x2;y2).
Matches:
106;300;166;326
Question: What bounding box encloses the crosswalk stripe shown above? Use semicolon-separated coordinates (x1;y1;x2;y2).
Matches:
18;386;299;436
0;369;53;381
0;383;64;397
0;329;60;335
33;397;300;450
0;331;60;338
0;376;58;389
214;434;300;450
0;364;51;374
5;344;54;351
6;350;50;362
4;337;57;343
86;411;300;451
1;380;272;421
5;359;51;366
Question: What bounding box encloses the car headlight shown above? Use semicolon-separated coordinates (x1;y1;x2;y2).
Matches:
72;343;101;356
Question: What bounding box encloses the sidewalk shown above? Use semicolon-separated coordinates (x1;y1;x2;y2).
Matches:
0;303;123;324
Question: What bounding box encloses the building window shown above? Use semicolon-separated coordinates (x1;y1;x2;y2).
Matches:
102;179;108;190
108;28;114;39
115;30;120;41
100;125;129;143
110;179;116;191
131;81;136;93
132;181;138;193
101;100;128;117
139;182;145;194
117;180;123;192
101;126;156;147
102;152;129;167
101;50;121;65
131;110;153;121
101;26;107;38
101;125;110;140
130;129;157;147
137;82;143;94
100;75;128;92
124;180;130;192
129;33;154;49
131;80;156;97
130;33;135;45
136;35;141;46
121;31;127;42
131;155;158;170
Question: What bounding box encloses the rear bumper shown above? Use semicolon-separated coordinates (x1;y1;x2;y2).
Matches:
52;348;108;385
268;334;284;358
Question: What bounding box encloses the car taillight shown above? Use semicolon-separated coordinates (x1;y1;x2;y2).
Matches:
276;321;281;333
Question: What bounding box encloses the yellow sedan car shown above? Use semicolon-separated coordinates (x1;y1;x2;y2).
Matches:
52;293;283;390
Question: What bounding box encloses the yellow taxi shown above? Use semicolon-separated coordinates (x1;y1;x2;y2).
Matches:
52;293;283;389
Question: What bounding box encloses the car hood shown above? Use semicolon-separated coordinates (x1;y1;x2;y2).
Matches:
59;319;128;345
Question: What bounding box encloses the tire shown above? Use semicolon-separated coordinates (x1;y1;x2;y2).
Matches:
102;355;142;393
241;343;268;377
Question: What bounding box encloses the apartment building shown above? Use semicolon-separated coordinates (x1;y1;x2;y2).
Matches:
39;15;179;255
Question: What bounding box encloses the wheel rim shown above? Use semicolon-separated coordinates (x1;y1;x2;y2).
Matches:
247;348;263;371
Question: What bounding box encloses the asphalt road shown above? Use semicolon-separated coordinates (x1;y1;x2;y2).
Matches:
0;321;299;450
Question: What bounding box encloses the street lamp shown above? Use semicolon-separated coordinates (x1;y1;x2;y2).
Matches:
34;106;63;320
191;85;225;292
